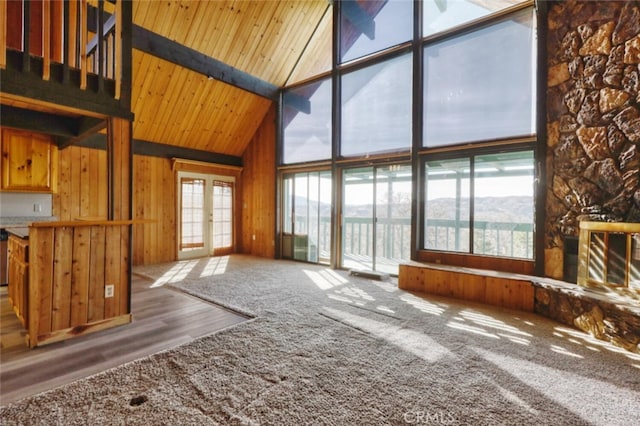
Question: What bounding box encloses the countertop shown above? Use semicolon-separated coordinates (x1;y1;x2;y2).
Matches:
0;216;58;228
5;227;29;239
1;217;58;240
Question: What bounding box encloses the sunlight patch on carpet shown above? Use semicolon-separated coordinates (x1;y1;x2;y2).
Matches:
303;268;348;290
550;344;584;358
495;383;540;416
554;326;640;361
472;346;640;424
200;256;229;278
399;293;447;316
150;260;200;288
446;321;500;339
322;307;452;363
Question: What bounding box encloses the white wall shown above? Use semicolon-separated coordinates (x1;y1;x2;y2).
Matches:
0;192;53;217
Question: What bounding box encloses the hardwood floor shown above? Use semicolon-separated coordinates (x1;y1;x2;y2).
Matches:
0;274;249;405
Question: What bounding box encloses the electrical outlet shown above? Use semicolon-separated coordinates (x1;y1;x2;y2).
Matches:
105;284;115;298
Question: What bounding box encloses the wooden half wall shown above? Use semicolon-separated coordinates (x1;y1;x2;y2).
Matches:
28;221;132;347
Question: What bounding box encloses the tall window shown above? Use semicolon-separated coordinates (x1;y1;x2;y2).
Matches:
424;150;534;259
341;52;412;157
423;7;536;147
278;1;537;269
282;78;332;164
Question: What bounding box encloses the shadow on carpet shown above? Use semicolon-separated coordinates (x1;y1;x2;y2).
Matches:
2;254;639;425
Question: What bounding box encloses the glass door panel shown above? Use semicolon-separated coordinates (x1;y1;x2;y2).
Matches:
342;167;375;271
342;164;412;275
375;164;412;275
179;176;208;259
212;180;234;255
282;170;331;264
318;171;332;263
178;172;235;260
294;174;310;261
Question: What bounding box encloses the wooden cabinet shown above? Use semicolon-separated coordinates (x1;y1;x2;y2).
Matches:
7;235;29;327
1;128;57;192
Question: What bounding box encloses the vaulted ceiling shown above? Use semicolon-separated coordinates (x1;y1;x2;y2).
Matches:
131;0;332;157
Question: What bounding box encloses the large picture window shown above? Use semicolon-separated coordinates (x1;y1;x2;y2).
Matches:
423;7;536;148
282;79;332;164
278;1;538;270
341;52;412;157
424;150;534;259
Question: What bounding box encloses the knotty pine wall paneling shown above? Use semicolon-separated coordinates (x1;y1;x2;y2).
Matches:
241;105;276;258
132;155;176;266
53;146;108;220
132;156;245;266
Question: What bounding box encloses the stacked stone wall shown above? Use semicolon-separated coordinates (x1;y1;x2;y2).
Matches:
546;0;640;279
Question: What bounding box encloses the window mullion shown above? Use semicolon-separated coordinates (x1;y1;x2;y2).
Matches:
469;157;475;255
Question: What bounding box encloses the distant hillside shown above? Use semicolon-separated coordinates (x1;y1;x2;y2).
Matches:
426;196;533;223
295;195;533;224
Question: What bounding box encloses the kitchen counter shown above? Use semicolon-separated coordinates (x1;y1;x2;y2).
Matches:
5;227;29;239
0;216;57;228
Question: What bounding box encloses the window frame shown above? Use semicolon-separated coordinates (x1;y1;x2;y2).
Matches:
421;5;537;149
276;0;540;273
419;140;537;260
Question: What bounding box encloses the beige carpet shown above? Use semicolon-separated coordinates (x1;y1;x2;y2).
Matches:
1;254;639;425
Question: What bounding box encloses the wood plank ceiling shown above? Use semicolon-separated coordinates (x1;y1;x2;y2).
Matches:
131;0;332;157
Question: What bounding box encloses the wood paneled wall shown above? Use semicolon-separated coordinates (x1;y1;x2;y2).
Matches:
53;146;108;220
54;148;174;265
54;146;254;266
132;156;244;266
241;105;276;258
108;117;132;221
132;155;176;265
52;109;277;265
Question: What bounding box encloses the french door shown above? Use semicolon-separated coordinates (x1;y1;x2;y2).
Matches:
341;164;412;275
178;172;235;260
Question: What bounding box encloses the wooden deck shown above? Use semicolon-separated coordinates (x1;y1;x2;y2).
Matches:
0;274;249;405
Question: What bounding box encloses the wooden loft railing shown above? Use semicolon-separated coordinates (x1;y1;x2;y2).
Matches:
1;0;125;101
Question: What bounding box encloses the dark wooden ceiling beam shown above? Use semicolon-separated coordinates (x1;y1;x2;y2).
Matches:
58;117;107;149
132;25;279;101
0;105;77;137
78;134;243;167
0;105;109;149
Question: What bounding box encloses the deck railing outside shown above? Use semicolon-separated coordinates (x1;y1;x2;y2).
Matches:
294;216;534;263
